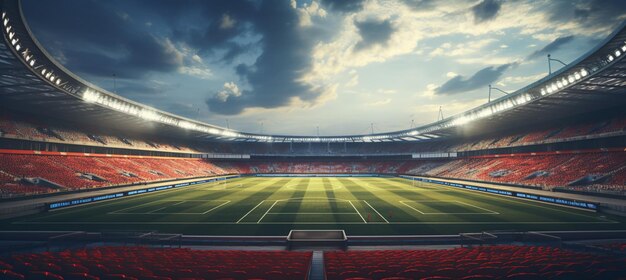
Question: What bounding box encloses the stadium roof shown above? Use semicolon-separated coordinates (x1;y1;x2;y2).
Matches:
1;0;625;143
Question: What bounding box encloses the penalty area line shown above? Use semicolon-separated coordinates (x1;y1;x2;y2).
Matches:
236;200;265;224
363;200;389;223
257;200;278;224
349;201;367;224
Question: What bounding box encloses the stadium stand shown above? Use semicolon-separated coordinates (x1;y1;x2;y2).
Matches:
2;111;625;156
212;150;625;196
324;246;626;280
0;247;312;280
0;153;230;197
1;149;623;198
0;112;200;154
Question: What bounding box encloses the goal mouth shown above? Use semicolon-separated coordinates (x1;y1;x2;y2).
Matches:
287;230;347;242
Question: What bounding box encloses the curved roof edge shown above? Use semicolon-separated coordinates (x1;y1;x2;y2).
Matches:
1;0;626;143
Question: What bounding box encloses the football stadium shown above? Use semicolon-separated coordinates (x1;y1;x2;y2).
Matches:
0;0;626;279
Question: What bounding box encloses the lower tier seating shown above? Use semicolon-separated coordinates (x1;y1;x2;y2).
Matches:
0;154;230;197
0;247;312;280
324;246;626;280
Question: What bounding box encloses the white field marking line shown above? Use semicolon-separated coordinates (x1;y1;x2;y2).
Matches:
349;201;367;224
108;200;166;214
285;184;343;190
204;183;243;190
14;221;619;225
43;178;244;217
401;178;609;221
236;200;265;224
363;200;389;223
201;200;231;214
108;200;231;215
277;197;353;202
148;201;186;213
398;200;499;215
162;200;220;202
265;213;359;215
257;200;278;224
399;201;426;214
455;200;500;214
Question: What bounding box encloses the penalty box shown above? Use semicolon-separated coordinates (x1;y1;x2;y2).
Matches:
400;200;499;215
239;198;387;224
108;200;230;215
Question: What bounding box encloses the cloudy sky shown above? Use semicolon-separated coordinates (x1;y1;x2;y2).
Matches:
22;0;626;136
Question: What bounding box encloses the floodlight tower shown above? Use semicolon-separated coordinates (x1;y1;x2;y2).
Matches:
547;54;568;76
488;84;510;103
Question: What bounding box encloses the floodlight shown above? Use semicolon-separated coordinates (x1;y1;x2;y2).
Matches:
11;38;18;45
29;59;35;67
541;88;546;95
561;78;568;86
616;50;622;57
82;89;99;103
8;31;13;39
556;81;563;88
580;68;588;76
41;69;47;75
3;18;8;27
55;79;61;85
15;44;20;51
178;121;195;130
567;75;574;83
2;12;6;19
5;25;11;33
607;55;614;62
551;83;558;91
574;72;581;80
139;109;159;121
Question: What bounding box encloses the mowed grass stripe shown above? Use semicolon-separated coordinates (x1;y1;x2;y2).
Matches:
5;177;624;236
396;177;607;222
344;177;424;223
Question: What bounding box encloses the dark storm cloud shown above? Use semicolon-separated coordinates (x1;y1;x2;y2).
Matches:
542;0;626;31
205;1;319;114
472;0;501;23
527;36;575;60
22;0;183;79
354;19;395;51
320;0;366;13
103;0;333;115
436;63;515;95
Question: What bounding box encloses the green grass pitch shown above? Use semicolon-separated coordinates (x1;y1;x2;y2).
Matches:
3;177;625;236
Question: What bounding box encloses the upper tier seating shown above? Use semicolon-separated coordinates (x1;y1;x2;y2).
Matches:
2;111;626;156
324;246;626;280
0;246;312;280
0;112;199;154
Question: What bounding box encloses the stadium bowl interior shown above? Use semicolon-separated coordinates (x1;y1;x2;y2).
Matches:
0;0;625;279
